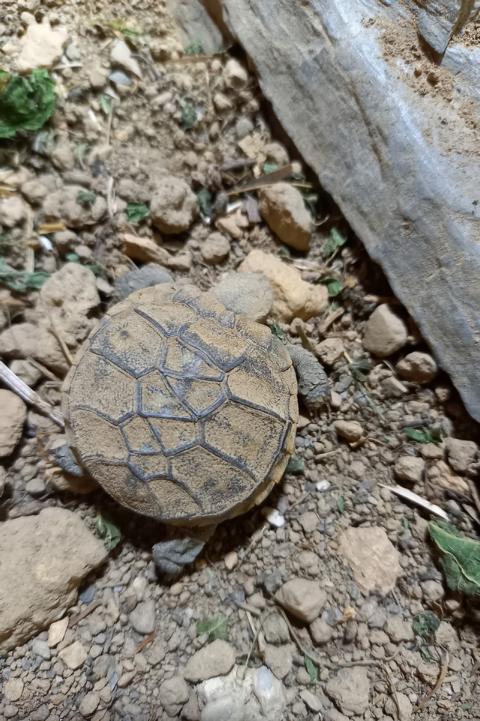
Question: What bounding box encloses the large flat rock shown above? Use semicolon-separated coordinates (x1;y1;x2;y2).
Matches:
206;0;480;420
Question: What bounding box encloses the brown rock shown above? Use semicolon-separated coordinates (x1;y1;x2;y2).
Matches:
0;508;107;651
43;186;107;228
394;455;425;484
396;351;437;383
122;233;171;266
426;459;469;498
39;262;100;348
0;390;27;458
259;182;312;251
201;232;230;264
334;420;364;443
445;437;478;474
150;176;197;234
338;527;401;595
263;643;294;679
275;578;326;623
363;304;408;357
0;321;67;373
239;249;327;321
315;337;345;366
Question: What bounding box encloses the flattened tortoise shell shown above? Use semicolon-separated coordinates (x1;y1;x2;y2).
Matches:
62;284;298;526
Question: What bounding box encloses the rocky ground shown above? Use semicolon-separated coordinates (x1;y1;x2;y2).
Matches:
0;1;479;720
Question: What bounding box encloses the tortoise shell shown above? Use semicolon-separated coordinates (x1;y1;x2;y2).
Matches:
62;284;298;526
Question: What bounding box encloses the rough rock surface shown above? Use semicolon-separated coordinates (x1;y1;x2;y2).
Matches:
0;390;27;458
239;249;327;321
275;578;326;623
212;271;273;321
17;21;68;72
259;183;312;251
338;526;401;595
363;305;408;357
201;232;231;264
43;186;107;228
396;351;438;384
39;262;100;348
151;176;197;234
212;0;480;421
0;508;107;651
184;640;235;682
326;667;370;715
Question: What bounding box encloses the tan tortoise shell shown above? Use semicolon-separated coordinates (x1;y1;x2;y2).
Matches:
62;284;298;526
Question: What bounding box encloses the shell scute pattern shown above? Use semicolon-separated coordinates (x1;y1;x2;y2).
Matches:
64;286;298;525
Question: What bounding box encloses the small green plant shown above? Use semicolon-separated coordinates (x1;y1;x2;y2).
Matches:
95;514;122;551
0;69;56;139
126;202;150;224
0;258;49;292
196;616;229;641
404;426;441;444
304;655;318;683
320;276;343;298
184;40;205;56
180;102;198;130
322;227;347;258
76;189;96;207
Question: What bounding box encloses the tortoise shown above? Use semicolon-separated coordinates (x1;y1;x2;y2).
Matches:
62;283;299;528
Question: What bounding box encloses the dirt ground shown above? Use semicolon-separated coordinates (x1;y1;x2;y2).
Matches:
0;1;479;720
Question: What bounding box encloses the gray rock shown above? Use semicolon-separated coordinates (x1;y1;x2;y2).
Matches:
445;437;478;474
153;527;215;579
326;666;370;715
114;263;173;300
79;691;100;717
52;442;85;477
184;640;235;682
288;344;329;409
31;639;51;660
263;643;293;679
166;0;226;54
310;617;334;645
159;675;189;717
262;613;290;644
129;600;156;634
212;0;480;422
213;271;273;322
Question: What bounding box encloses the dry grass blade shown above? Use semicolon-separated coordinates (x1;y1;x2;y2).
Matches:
380;484;449;521
417;648;450;710
0;360;64;428
227;164;294;196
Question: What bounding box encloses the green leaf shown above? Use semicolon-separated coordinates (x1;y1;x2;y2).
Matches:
77;189;96;207
404;427;441;444
0;258;49;292
286;456;305;475
322;227;347;258
320;277;343;297
99;94;113;115
412;611;440;640
196;188;214;218
180;102;198;130
126;202;150;224
184;40;205;56
0;69;56;139
428;522;480;596
196;616;229;641
336;495;345;513
95;514;122;552
304;655;318;683
65;252;80;263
